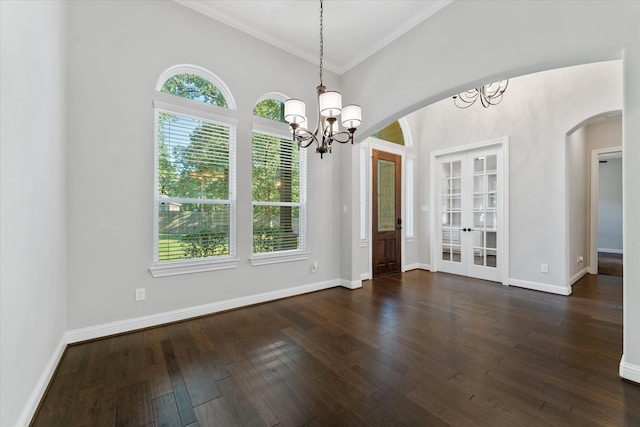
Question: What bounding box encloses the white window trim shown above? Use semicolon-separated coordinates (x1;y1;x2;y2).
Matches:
250;124;308;264
151;78;238;277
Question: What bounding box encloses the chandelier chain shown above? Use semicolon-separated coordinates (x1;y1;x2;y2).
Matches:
319;0;324;86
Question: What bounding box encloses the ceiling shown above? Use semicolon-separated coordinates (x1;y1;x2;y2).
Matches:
175;0;452;75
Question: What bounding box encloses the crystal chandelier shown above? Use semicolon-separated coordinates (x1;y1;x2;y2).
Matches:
284;0;362;158
452;80;509;109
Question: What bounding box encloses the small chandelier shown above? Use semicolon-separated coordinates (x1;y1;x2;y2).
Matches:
284;0;362;159
452;80;509;109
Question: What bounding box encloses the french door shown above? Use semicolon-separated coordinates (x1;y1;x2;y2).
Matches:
437;146;503;282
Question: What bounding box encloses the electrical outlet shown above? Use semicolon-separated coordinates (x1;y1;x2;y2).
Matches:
577;256;584;264
311;261;319;273
541;264;549;273
135;288;145;302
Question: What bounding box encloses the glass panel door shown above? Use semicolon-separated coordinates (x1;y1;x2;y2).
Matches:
472;154;498;268
440;160;462;263
436;146;502;283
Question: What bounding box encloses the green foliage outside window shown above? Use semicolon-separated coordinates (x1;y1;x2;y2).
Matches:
253;98;286;122
161;73;228;107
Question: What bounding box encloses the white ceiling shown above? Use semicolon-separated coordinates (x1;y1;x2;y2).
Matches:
175;0;452;75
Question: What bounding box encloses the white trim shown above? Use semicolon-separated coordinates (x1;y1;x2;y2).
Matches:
570;267;589;286
397;117;414;148
590;146;623;274
404;263;420;271
406;237;415;243
619;355;640;384
255;91;288;104
155;64;237;109
249;251;310;266
16;334;67;427
153;96;239;125
67;279;341;343
418;263;432;271
361;272;371;281
150;258;240;277
598;248;624;254
509;278;572;296
340;279;363;289
252;122;291;140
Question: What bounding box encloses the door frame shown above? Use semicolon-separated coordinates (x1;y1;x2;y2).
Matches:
589;146;623;274
367;141;406;279
429;137;510;285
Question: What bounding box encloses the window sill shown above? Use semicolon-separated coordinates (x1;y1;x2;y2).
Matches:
406;236;416;243
150;257;239;277
250;251;310;266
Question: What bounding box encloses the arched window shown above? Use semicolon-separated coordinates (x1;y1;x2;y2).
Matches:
161;73;228;107
371;120;405;146
253;93;287;122
151;65;237;276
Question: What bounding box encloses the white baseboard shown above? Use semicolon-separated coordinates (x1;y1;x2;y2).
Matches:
404;263;420;271
418;263;432;271
570;267;589;286
509;278;572;296
619;355;640;384
67;279;340;343
360;272;371;281
16;334;67;427
598;248;623;254
340;279;363;289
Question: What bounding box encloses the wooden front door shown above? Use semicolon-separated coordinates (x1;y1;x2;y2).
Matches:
372;150;402;277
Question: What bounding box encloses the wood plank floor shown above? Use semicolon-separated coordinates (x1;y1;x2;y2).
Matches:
32;271;640;426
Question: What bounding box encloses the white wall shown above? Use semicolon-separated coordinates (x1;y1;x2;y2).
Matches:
568;126;589;280
342;0;640;383
598;157;623;252
65;0;345;332
0;1;68;426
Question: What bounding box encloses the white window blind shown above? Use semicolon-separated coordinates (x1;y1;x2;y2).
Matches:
155;109;235;263
252;130;306;254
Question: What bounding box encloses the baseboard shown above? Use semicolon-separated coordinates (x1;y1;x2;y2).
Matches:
67;279;340;343
418;263;432;271
360;272;371;281
509;278;572;296
16;334;67;427
570;267;589;286
598;248;623;254
404;263;420;271
340;279;363;289
619;355;640;384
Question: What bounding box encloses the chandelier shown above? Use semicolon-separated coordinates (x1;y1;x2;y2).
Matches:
452;80;509;109
284;0;362;158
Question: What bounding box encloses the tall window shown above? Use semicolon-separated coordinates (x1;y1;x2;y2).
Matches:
152;68;236;275
251;129;306;255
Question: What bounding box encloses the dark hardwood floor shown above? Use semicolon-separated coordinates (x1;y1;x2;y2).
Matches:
32;271;640;426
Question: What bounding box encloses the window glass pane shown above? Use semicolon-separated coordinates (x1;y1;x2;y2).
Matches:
157;112;230;200
160;73;228;107
253;99;286;122
157;202;230;261
406;158;414;236
252;130;305;254
253;205;300;253
377;159;395;231
252;132;300;203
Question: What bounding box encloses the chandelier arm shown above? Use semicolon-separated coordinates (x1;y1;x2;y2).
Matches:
328;130;354;144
